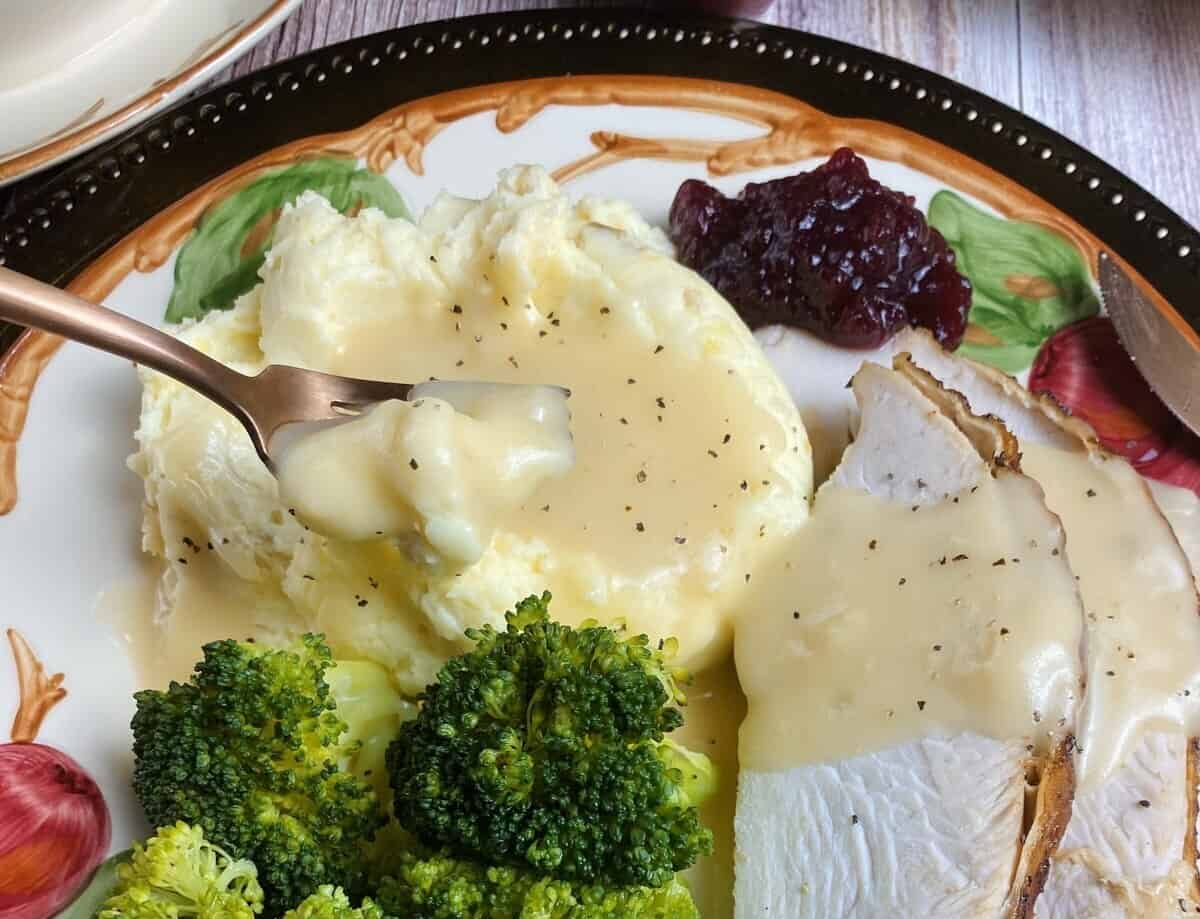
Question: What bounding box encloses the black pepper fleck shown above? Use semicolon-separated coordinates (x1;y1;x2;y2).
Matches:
916;700;926;711
409;458;419;470
636;522;645;532
1086;488;1097;497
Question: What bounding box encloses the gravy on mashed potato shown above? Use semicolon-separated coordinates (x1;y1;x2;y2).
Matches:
129;165;813;697
277;382;575;567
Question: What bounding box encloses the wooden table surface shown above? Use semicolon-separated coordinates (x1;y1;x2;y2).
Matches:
216;0;1200;228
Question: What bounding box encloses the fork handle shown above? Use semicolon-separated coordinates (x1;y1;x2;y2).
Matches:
0;266;252;420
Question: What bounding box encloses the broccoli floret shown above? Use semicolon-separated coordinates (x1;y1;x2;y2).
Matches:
282;886;389;919
386;592;716;888
98;821;264;918
374;850;699;919
659;738;720;809
131;635;410;913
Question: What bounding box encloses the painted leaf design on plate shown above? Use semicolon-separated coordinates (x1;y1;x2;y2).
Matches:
165;158;411;323
927;190;1100;372
52;850;130;919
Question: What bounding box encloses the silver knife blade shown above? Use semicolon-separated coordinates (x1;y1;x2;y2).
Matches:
1099;252;1200;435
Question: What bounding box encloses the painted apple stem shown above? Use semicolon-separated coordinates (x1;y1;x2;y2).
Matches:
7;628;66;743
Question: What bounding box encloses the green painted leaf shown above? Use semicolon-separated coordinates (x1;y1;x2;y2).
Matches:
165;158;410;324
927;190;1099;372
54;850;130;919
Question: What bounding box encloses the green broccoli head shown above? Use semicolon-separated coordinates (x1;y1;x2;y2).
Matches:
98;821;264;919
374;850;699;919
386;592;716;888
282;886;389;919
131;635;410;913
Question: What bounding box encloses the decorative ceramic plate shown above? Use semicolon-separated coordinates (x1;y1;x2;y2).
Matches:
3;10;1200;918
0;0;301;185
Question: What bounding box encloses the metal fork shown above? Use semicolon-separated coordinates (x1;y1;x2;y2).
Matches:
0;266;414;473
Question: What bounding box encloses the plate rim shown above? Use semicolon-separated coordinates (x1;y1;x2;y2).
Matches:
0;0;302;186
1;8;1197;342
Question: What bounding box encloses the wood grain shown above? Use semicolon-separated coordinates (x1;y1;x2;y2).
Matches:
771;0;1020;109
1019;0;1200;226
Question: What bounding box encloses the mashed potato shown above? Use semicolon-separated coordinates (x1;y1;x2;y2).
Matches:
131;166;812;693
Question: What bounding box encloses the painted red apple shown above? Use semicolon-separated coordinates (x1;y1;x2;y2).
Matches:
1029;316;1200;495
0;630;111;919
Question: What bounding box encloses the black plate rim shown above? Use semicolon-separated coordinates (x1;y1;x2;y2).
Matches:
1;7;1197;355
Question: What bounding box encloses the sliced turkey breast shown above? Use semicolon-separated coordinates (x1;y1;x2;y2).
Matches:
734;363;1081;918
897;329;1200;916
